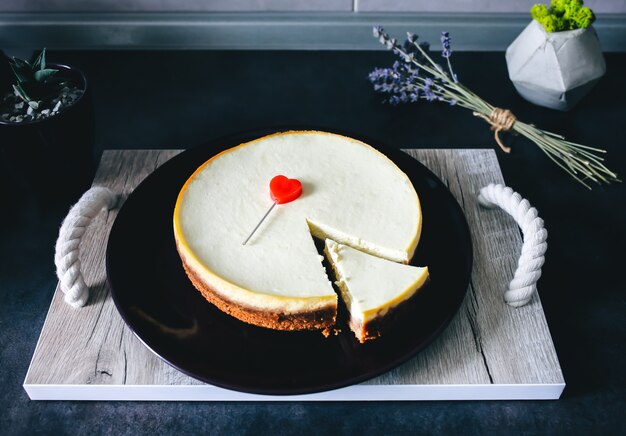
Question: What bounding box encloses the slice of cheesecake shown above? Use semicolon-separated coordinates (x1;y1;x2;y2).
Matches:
324;239;429;343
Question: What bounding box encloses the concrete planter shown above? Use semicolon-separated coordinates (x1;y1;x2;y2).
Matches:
505;20;606;111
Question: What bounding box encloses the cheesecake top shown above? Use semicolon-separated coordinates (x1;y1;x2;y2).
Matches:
174;131;421;306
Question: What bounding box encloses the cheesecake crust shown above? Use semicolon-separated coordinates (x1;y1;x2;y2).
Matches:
179;255;337;332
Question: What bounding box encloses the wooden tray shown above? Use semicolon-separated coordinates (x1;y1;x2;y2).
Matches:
24;149;565;401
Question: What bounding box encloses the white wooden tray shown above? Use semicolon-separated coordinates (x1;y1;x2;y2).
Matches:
24;149;565;401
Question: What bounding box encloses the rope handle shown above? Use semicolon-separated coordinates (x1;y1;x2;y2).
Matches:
478;183;548;307
54;183;544;309
54;187;120;308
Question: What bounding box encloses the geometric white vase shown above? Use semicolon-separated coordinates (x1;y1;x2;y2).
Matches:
505;20;606;111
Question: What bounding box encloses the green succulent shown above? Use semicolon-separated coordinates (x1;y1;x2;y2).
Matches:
8;48;61;110
531;0;595;32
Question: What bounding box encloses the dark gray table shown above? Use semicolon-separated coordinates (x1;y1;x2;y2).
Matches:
1;50;624;434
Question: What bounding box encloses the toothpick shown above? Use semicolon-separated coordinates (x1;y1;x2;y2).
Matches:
242;202;276;245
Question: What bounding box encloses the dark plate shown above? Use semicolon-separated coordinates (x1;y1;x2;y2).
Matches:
107;128;472;396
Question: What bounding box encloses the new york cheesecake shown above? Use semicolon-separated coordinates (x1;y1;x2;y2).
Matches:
173;130;423;333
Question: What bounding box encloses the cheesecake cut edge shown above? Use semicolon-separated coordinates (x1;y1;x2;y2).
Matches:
324;239;430;343
307;216;421;265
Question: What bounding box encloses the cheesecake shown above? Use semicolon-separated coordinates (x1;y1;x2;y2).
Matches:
173;130;423;333
324;239;429;342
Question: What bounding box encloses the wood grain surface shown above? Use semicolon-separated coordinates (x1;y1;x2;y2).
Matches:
23;149;564;400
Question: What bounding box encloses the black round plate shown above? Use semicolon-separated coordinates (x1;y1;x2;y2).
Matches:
107;128;472;395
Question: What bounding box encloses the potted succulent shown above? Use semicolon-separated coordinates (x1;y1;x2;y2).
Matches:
505;0;606;111
0;49;95;205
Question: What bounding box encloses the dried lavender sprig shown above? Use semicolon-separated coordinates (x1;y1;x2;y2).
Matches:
371;26;619;188
403;38;493;115
379;30;608;186
440;32;458;83
380;29;479;110
392;47;472;107
513;121;619;188
369;58;459;105
399;35;494;114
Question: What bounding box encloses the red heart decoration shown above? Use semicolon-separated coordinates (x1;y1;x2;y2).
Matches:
269;175;302;204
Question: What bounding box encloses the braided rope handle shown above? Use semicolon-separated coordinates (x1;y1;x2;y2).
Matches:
54;187;120;308
54;183;543;309
478;183;548;307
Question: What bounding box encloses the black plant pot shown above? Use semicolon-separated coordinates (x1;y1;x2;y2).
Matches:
0;64;95;207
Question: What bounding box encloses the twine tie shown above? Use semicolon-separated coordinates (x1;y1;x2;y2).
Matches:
473;108;517;153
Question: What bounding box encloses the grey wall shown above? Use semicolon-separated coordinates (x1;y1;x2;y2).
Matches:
1;3;624;51
356;1;626;13
1;0;353;12
1;0;624;13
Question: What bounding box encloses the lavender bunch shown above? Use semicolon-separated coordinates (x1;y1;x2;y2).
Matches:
369;27;619;189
